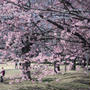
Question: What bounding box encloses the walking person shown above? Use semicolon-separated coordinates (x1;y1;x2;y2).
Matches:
19;61;22;69
54;61;60;73
0;67;5;82
15;60;18;69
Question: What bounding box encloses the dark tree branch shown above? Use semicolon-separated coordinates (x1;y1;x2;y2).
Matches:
74;32;90;48
39;14;64;30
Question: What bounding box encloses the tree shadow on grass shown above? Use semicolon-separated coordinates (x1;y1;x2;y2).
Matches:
42;78;54;82
73;79;90;85
18;85;67;90
46;84;67;90
59;72;88;80
18;86;45;90
3;81;9;84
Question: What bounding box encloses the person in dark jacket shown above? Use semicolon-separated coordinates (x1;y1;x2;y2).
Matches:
15;60;18;69
54;61;60;73
0;67;5;82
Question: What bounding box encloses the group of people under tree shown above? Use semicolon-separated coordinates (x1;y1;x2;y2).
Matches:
0;59;31;83
15;59;32;80
21;59;31;80
15;60;21;69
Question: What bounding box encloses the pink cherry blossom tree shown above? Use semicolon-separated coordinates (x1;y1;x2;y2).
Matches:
0;0;90;79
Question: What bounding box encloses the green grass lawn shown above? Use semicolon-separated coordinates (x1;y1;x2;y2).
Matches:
0;62;90;90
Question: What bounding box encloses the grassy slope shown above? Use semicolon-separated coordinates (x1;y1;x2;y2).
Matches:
0;63;90;90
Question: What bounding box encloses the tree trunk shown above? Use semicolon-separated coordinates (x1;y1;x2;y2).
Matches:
65;61;67;72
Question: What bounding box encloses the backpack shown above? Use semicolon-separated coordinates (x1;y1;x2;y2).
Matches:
2;70;5;76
